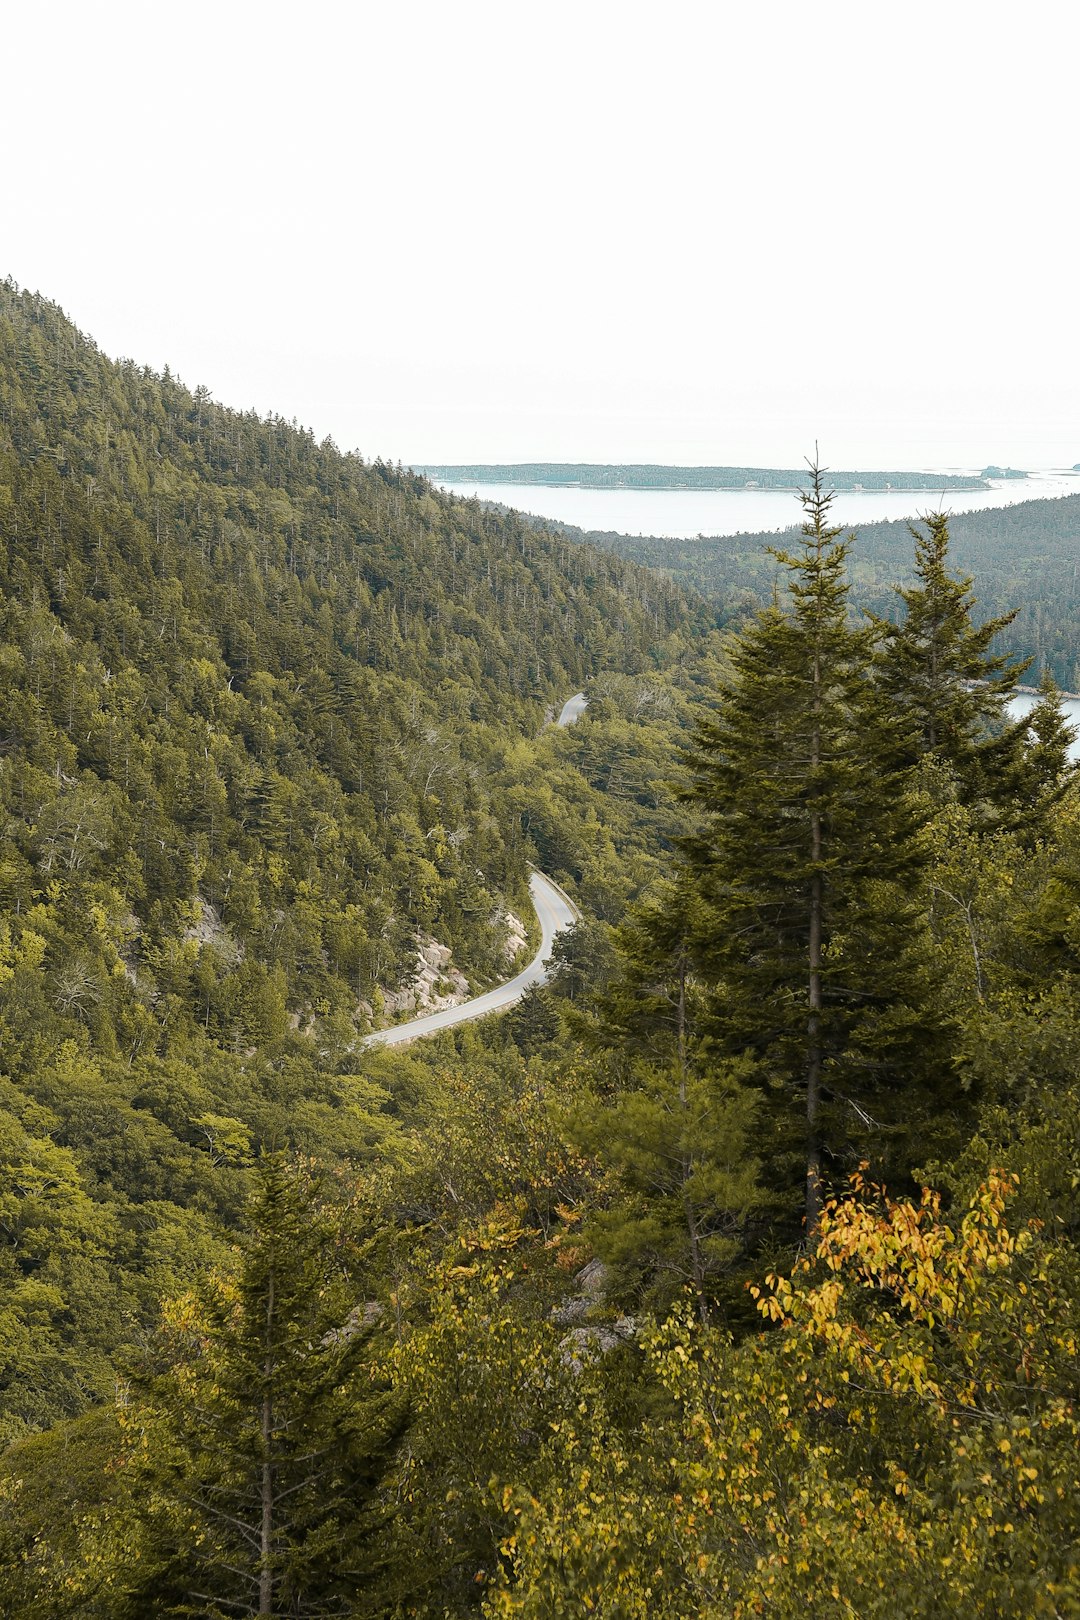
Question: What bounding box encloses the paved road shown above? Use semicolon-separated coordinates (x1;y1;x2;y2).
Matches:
558;691;589;726
363;871;579;1048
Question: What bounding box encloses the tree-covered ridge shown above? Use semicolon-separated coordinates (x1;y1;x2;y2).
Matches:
418;461;992;491
584;491;1080;687
0;278;702;1030
0;281;711;1459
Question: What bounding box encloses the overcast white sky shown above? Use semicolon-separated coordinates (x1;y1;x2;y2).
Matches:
3;0;1077;470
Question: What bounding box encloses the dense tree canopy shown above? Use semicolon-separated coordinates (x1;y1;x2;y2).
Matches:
592;491;1080;690
0;287;1078;1616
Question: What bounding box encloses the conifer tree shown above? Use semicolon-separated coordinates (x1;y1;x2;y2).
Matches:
121;1157;407;1619
872;510;1030;802
586;873;706;1066
682;466;944;1242
572;875;762;1318
573;1059;760;1321
998;669;1078;840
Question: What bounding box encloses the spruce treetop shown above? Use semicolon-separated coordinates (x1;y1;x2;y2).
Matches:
872;509;1031;800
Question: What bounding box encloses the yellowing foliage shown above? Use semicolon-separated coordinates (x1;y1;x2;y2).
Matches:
489;1172;1080;1619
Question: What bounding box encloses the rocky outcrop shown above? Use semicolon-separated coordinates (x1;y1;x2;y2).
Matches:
380;935;471;1018
181;897;243;964
552;1258;636;1372
557;1318;637;1372
500;908;528;964
378;906;528;1021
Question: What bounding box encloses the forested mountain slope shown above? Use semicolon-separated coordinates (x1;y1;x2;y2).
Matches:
4;453;1077;1617
0;279;702;1029
5;286;1077;1618
580;493;1080;686
0;281;708;1445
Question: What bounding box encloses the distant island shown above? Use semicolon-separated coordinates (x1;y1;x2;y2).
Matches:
417;462;1013;493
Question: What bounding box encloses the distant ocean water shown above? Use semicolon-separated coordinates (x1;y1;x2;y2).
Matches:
1009;693;1080;761
434;470;1080;540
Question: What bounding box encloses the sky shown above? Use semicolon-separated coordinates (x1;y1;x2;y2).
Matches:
3;0;1077;471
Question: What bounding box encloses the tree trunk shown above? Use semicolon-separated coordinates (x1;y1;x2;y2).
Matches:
676;959;708;1323
807;625;824;1248
259;1266;275;1617
806;859;823;1247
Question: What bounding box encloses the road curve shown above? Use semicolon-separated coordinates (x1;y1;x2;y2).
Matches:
558;691;589;726
363;871;580;1049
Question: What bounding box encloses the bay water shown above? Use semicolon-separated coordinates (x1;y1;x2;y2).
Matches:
435;469;1080;540
1008;692;1080;761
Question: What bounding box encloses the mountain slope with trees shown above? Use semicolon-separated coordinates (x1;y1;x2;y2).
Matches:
0;280;709;1460
0;277;705;1034
1;287;1078;1616
580;491;1080;688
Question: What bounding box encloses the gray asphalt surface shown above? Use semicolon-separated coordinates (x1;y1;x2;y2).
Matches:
363;871;579;1048
558;691;589;726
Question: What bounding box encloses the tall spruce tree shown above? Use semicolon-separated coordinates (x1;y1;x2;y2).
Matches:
572;874;763;1319
120;1157;407;1619
996;668;1078;841
872;510;1030;804
682;466;945;1242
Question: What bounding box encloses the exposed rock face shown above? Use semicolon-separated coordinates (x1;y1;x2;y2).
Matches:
323;1300;384;1346
552;1258;636;1372
557;1318;637;1373
380;935;471;1018
551;1257;609;1325
501;908;527;963
181;897;243;963
378;906;528;1021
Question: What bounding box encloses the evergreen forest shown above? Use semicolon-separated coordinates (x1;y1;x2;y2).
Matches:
581;492;1080;690
1;280;1078;1617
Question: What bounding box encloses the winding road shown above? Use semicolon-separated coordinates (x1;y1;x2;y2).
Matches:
557;691;589;726
364;694;588;1048
363;872;579;1048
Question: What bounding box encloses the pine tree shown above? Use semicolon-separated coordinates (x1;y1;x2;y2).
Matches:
998;669;1078;840
123;1157;407;1618
682;466;945;1242
572;875;762;1319
585;873;707;1067
573;1059;760;1321
872;510;1030;803
507;984;561;1055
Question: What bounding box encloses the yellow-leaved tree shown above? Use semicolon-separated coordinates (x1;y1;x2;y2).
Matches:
489;1170;1079;1618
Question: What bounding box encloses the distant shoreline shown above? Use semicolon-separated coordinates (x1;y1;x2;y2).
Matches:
418;462;1005;495
436;479;991;495
1013;683;1080;703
